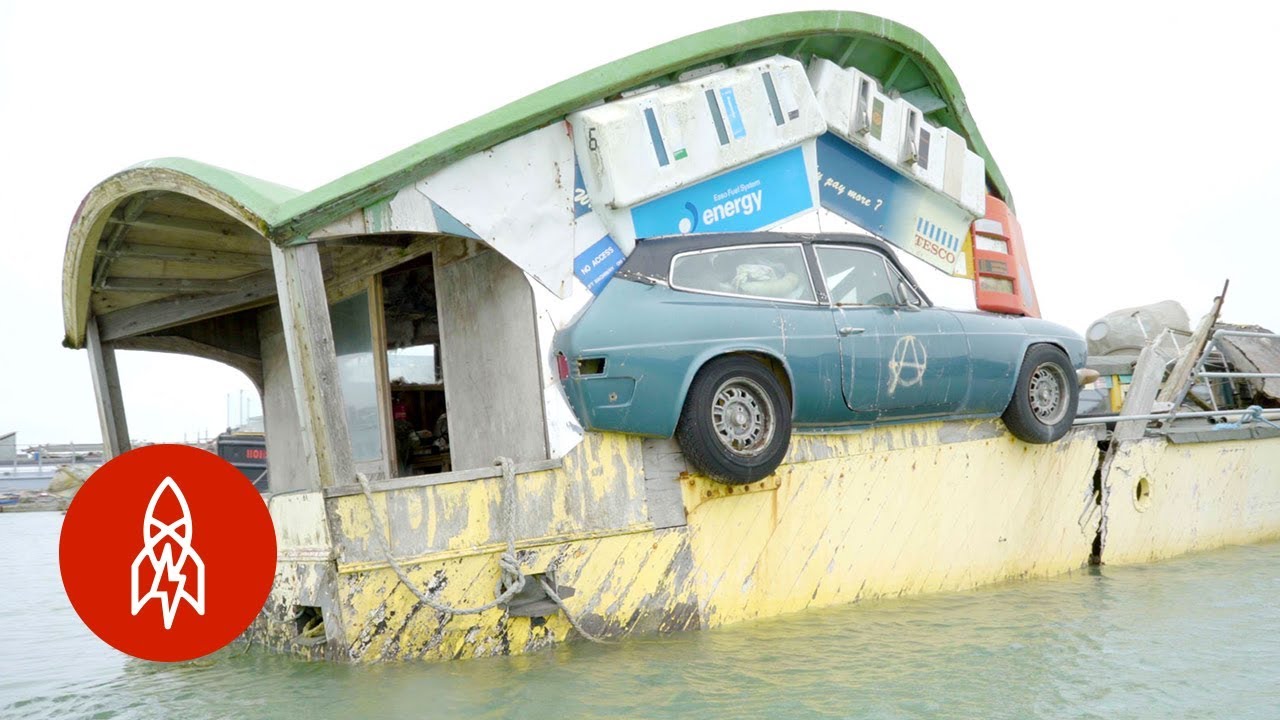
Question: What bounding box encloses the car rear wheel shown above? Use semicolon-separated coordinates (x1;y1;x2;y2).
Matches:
675;356;791;484
1002;344;1078;444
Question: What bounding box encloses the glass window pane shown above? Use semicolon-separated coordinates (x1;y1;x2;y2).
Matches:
387;344;437;385
816;247;897;306
671;245;814;301
330;291;383;462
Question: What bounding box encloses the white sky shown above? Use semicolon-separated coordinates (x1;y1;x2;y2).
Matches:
1;1;1277;446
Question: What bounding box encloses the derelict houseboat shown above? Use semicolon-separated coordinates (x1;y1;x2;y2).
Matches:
61;12;1280;661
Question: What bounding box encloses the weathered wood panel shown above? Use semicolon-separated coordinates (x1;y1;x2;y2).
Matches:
641;437;690;529
103;255;268;280
434;246;548;471
271;242;355;490
113;336;263;393
86;318;131;458
121;225;271;256
258;304;313;493
97;271;278;341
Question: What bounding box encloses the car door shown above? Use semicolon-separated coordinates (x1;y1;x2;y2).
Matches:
876;259;972;420
947;310;1025;415
810;244;890;423
667;243;847;426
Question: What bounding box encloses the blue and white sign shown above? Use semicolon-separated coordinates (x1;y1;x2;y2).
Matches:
629;146;813;238
719;87;747;140
572;158;592;218
573;234;625;295
816;133;974;276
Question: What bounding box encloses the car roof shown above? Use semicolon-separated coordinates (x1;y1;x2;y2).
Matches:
636;231;895;255
617;232;926;297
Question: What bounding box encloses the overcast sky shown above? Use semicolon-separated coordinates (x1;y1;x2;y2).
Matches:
1;1;1276;446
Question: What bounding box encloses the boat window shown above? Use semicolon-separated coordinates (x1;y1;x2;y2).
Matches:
670;244;815;302
330;291;385;463
388;345;438;385
814;246;898;307
380;255;450;478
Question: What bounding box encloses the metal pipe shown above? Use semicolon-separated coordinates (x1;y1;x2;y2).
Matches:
1212;329;1279;339
1196;372;1280;379
1074;408;1280;425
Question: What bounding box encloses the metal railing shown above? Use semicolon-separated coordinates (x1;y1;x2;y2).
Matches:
1175;329;1280;418
1075;407;1280;426
1076;327;1279;431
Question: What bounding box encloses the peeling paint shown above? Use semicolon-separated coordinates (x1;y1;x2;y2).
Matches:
257;424;1280;663
1102;435;1280;564
259;422;1114;662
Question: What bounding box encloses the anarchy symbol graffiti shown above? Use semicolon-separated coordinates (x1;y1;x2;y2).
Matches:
887;335;928;395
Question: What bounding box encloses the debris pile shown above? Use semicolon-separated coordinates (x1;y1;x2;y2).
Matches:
0;464;91;513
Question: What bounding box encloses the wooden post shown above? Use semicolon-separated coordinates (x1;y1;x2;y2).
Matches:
270;241;354;489
86;317;131;459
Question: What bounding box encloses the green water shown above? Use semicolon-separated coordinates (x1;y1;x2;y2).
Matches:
2;512;1277;719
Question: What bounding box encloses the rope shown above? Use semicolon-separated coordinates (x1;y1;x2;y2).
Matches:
357;458;525;616
1213;405;1280;431
357;457;609;643
1242;405;1280;430
538;576;610;644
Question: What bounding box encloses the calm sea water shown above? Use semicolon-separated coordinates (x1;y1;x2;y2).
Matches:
2;512;1277;719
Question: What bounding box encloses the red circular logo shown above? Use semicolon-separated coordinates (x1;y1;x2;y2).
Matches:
59;444;277;661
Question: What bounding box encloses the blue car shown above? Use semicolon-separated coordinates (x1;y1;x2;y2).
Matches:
555;233;1085;483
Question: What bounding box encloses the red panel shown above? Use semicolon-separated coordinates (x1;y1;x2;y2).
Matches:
972;196;1040;317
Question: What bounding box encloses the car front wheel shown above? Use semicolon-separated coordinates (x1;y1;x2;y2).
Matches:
675;355;792;485
1002;344;1078;444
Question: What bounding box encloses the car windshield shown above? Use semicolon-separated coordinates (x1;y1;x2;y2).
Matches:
671;245;814;302
815;246;897;306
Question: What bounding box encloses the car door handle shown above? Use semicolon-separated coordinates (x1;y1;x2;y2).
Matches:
838;326;865;336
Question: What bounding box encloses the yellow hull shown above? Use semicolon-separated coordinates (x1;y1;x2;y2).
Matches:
261;420;1121;661
1101;434;1280;565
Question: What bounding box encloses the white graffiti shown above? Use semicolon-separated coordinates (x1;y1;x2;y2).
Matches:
887;335;928;395
130;477;205;630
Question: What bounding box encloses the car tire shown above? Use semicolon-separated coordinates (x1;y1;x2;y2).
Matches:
675;355;791;485
1002;344;1078;444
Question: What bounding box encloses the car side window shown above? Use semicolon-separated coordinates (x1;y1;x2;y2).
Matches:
889;265;926;307
670;245;815;302
815;246;898;306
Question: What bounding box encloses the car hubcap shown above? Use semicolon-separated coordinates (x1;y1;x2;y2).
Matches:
1028;362;1069;425
711;378;775;457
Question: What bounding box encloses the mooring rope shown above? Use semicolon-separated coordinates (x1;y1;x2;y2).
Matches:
537;575;610;644
1213;405;1280;432
357;458;609;643
1242;405;1280;430
358;459;523;615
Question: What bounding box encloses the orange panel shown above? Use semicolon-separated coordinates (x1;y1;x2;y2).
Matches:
972;196;1040;317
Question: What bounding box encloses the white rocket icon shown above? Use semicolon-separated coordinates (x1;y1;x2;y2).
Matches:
131;477;205;629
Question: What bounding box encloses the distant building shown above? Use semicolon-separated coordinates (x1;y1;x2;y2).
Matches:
0;432;14;464
19;442;103;460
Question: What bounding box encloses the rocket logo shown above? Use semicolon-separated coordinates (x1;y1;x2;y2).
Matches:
130;477;205;629
60;444;276;662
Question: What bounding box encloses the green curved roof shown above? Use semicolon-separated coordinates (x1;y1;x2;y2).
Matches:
64;10;1010;346
130;158;303;230
268;10;1010;240
124;10;1011;240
